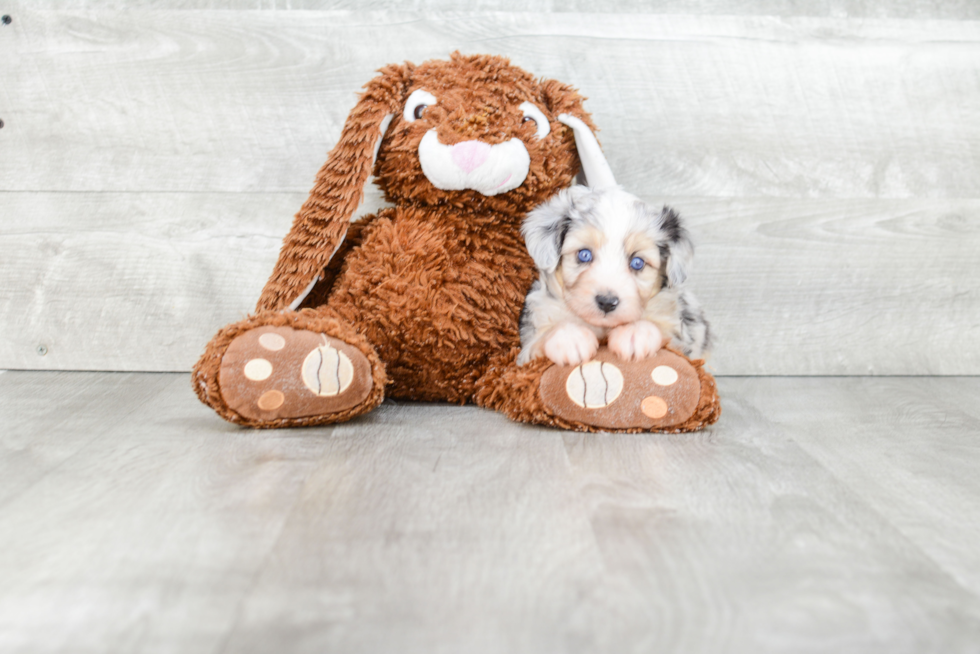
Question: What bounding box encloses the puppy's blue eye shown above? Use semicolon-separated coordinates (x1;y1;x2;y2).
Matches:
629;256;645;271
577;249;593;263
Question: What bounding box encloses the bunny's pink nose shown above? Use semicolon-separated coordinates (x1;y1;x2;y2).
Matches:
450;140;491;173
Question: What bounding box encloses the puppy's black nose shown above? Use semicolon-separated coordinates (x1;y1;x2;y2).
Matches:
595;294;619;314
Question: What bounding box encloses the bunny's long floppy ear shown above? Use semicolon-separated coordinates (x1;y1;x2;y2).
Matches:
537;78;616;190
256;63;411;312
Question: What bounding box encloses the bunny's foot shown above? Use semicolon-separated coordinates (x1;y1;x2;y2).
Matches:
477;347;720;433
193;311;385;428
538;348;717;431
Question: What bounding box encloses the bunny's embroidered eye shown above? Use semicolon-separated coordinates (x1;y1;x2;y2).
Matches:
629;256;645;271
577;249;593;264
404;89;438;123
519;102;550;140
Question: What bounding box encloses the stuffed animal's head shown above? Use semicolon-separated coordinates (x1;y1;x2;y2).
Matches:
339;52;614;216
257;52;618;312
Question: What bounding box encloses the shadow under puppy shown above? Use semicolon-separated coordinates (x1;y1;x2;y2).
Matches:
519;185;710;366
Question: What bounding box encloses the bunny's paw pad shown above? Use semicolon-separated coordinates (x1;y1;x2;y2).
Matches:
218;326;372;422
539;348;701;431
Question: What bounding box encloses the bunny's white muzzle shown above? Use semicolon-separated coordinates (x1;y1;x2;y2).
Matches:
418;130;529;196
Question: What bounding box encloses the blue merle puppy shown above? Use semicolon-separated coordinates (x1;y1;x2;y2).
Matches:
518;185;710;367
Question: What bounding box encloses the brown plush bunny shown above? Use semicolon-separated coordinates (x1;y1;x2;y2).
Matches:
192;53;720;432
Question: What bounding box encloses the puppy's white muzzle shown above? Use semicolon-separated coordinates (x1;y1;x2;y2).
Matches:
418;130;529;196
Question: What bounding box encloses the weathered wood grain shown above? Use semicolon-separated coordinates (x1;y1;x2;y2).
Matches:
2;9;979;198
0;191;302;371
676;196;980;376
4;372;980;652
29;1;980;19
2;8;978;375
224;392;980;653
739;376;980;594
2;192;977;375
0;372;338;654
0;371;173;507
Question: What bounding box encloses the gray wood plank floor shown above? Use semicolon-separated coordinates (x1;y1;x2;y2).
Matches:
2;371;979;653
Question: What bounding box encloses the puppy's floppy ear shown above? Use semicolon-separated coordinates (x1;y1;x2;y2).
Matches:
522;187;578;272
256;62;412;312
659;206;695;288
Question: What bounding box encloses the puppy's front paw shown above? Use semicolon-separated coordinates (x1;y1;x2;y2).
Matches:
544;323;599;366
608;321;663;362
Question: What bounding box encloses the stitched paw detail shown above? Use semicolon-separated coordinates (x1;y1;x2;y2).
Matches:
564;360;624;408
301;344;355;396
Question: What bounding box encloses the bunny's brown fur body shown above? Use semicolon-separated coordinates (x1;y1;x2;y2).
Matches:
306;205;535;402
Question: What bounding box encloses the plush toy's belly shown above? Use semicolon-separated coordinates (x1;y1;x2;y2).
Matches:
326;208;536;402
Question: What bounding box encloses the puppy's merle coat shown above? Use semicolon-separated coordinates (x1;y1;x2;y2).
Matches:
518;186;710;366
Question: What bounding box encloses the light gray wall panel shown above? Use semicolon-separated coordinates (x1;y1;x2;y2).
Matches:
2;6;978;374
0;192;302;372
679;197;980;376
2;9;979;198
2;192;977;374
28;1;980;20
